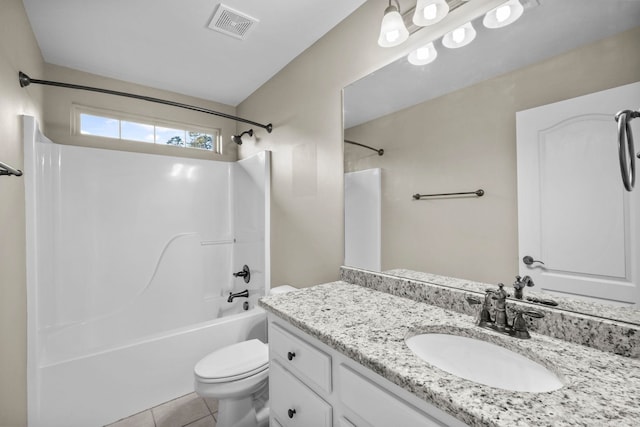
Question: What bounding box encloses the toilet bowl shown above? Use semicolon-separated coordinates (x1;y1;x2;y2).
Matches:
194;285;296;427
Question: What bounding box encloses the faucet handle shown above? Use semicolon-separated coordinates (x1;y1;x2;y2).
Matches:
522;310;544;319
466;296;482;305
513;275;535;299
509;307;544;339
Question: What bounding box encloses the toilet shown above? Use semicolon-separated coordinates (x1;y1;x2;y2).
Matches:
194;285;296;427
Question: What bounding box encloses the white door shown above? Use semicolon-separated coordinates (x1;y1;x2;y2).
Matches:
516;82;640;306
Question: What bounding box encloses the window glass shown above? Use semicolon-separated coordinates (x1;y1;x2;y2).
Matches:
75;107;220;153
156;126;186;146
121;120;154;143
80;113;119;138
187;132;214;150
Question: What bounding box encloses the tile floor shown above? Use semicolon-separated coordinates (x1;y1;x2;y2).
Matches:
105;393;218;427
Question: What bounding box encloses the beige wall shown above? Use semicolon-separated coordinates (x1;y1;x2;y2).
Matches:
344;27;640;284
235;0;384;287
233;0;502;287
43;64;240;162
0;1;44;425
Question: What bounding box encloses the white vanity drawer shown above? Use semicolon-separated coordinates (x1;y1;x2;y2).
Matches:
270;322;332;392
338;364;446;427
270;360;332;427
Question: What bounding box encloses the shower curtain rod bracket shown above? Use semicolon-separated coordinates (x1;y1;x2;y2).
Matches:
19;72;274;133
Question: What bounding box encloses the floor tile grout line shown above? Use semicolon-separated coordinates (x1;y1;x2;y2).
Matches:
182;413;214;427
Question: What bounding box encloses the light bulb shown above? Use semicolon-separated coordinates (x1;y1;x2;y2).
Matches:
496;5;511;22
452;28;465;44
424;4;437;20
408;42;438;66
386;29;400;43
442;22;476;48
413;0;449;27
483;0;524;29
378;4;409;47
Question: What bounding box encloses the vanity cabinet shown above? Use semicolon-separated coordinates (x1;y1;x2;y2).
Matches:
267;316;468;427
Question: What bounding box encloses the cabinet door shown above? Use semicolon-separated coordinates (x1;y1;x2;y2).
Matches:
270;360;332;427
338;364;446;427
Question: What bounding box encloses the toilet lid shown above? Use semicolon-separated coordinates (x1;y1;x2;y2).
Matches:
194;339;268;383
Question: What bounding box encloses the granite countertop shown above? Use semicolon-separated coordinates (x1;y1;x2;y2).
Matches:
259;281;640;427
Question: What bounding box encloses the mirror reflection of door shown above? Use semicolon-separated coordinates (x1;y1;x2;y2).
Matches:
516;82;640;306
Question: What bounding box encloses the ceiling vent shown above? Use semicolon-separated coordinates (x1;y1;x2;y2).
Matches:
208;4;259;40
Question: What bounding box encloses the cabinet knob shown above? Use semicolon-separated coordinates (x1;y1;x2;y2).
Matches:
287;351;296;361
288;408;296;418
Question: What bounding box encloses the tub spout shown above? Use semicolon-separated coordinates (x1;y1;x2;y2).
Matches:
228;289;249;303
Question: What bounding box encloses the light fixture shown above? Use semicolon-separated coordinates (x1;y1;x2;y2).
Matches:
483;0;524;28
231;129;253;145
377;0;409;48
408;42;438;65
442;21;476;48
413;0;449;27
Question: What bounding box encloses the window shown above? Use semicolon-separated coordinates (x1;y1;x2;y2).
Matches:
75;106;220;153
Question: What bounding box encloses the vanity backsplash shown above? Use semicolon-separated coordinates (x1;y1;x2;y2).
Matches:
340;266;639;358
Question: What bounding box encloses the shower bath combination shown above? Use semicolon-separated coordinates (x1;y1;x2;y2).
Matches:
23;116;271;427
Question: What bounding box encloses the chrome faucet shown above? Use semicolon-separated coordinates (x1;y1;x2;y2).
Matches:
228;289;249;303
513;275;535;299
467;283;544;339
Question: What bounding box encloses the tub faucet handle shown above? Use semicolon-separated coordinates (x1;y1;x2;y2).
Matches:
233;265;251;283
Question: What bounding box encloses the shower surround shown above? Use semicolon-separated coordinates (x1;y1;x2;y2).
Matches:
23;116;270;427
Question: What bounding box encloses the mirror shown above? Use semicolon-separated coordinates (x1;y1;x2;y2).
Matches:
343;0;640;324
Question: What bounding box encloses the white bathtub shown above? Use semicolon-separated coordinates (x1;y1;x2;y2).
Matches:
33;304;266;427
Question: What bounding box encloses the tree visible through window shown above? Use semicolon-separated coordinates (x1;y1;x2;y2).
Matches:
77;110;220;153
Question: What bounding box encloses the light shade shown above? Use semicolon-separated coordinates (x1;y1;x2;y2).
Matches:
483;0;524;28
413;0;449;27
408;42;438;65
442;22;477;49
378;4;409;47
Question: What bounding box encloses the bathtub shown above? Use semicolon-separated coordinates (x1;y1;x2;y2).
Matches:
33;301;266;427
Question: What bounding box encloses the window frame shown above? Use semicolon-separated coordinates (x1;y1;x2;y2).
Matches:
71;104;222;154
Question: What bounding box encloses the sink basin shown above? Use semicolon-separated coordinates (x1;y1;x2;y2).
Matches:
406;333;563;393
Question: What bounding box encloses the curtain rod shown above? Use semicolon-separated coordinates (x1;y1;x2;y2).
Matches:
0;161;23;177
18;72;273;133
413;189;485;199
344;139;384;156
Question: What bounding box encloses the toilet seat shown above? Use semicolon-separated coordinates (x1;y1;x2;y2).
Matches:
195;339;268;384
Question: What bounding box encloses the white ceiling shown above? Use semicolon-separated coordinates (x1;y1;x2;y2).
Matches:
344;0;640;129
22;0;367;107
